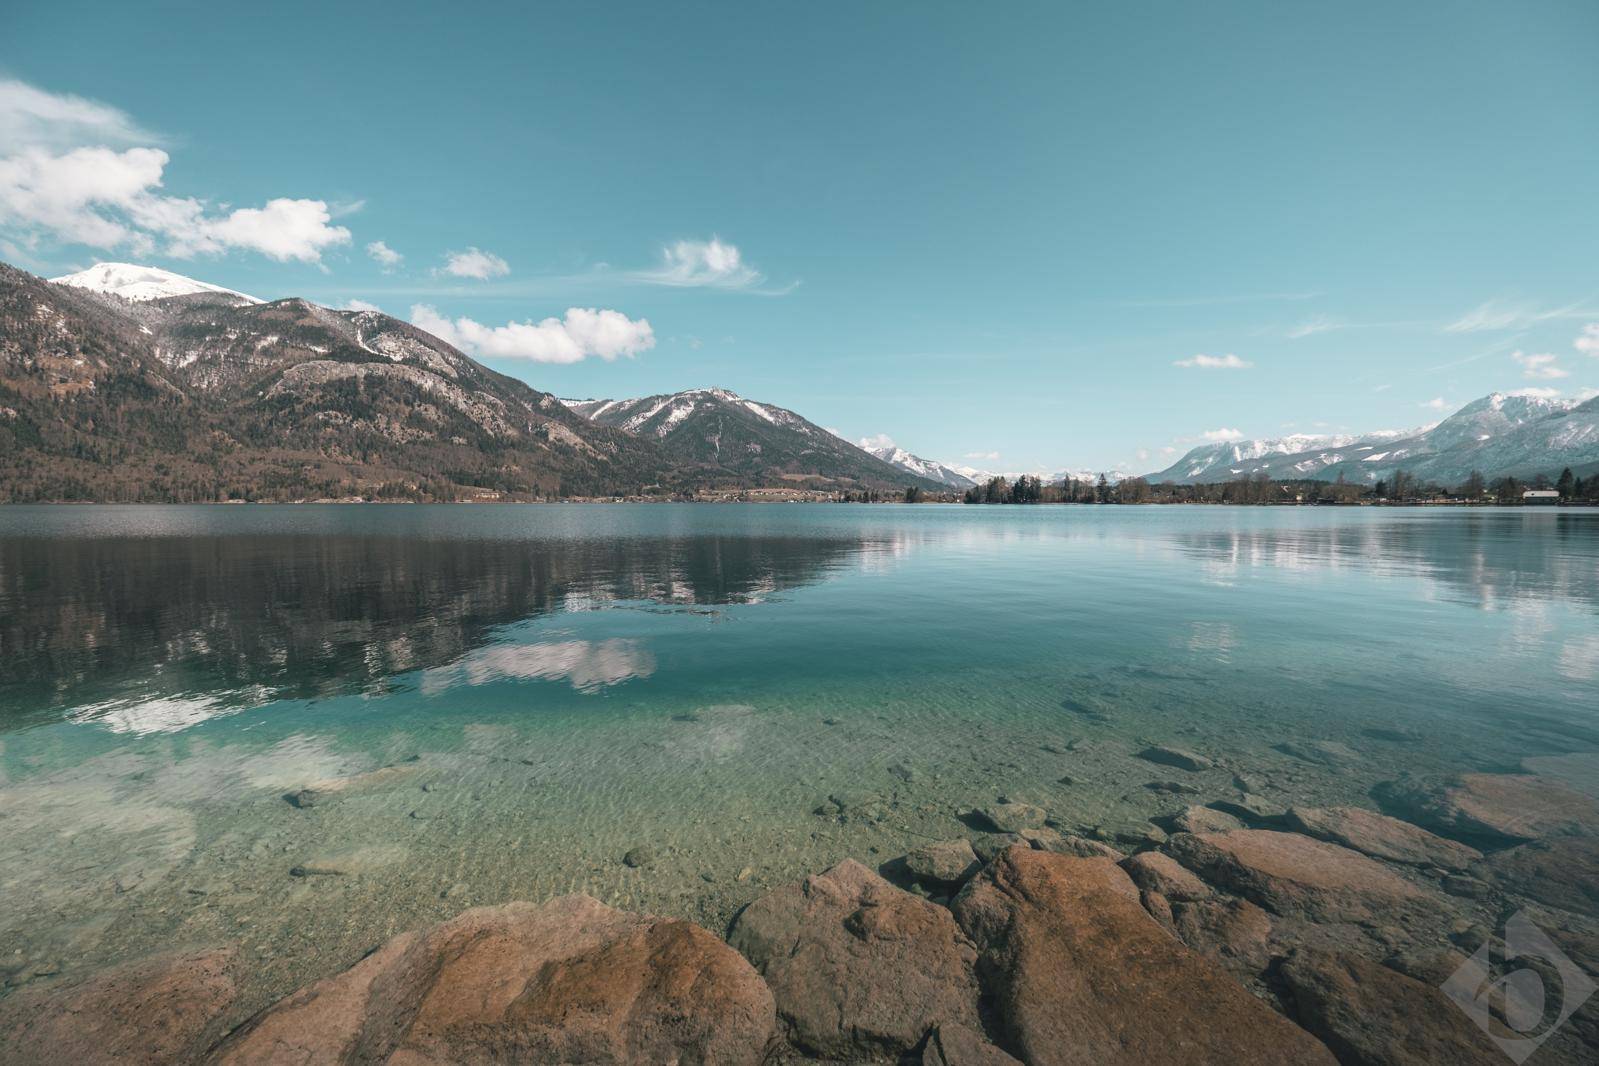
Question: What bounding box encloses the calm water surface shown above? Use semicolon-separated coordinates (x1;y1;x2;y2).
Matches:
2;504;1596;1011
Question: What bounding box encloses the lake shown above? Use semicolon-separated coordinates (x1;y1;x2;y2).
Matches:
2;503;1596;1014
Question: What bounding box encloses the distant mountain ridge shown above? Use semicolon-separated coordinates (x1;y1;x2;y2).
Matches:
1144;392;1598;485
561;388;944;490
856;440;977;488
9;260;1596;501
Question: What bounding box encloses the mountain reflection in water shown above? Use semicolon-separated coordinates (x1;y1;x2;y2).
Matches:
0;522;879;726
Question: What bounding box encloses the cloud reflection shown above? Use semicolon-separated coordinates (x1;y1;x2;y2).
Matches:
422;638;656;694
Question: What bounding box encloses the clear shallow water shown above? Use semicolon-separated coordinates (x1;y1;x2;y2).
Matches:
2;504;1597;1012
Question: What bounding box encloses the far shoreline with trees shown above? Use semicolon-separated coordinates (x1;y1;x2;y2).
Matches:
915;467;1599;507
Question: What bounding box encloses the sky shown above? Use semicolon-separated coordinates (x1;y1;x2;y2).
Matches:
4;0;1597;475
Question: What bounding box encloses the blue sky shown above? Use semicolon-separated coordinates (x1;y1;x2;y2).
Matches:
5;0;1597;474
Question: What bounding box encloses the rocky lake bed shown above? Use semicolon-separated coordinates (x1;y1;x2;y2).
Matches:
3;737;1595;1065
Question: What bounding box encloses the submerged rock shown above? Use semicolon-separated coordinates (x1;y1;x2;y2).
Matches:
1166;830;1427;921
0;948;236;1066
1172;805;1244;835
904;839;982;890
1372;773;1599;846
622;845;655;868
1474;836;1599;916
1285;806;1483;870
974;802;1047;833
729;859;982;1060
1276;740;1360;767
972;832;1027;863
1137;746;1214;772
1279;949;1505;1066
1209;794;1287;824
952;846;1337;1065
213;897;773;1065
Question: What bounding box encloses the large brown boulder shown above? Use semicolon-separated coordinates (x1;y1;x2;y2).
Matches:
0;948;236;1066
951;846;1337;1066
728;858;982;1060
1171;897;1275;976
1121;851;1212;902
1286;806;1482;870
1166;830;1426;921
1279;949;1505;1065
1373;773;1599;846
212;897;773;1065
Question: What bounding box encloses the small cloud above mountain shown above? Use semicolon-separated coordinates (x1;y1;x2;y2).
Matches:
366;241;403;271
1512;351;1568;380
410;304;653;364
439;248;509;280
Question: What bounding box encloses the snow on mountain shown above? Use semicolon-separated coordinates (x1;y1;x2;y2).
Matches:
562;388;946;489
1144;392;1596;485
50;262;262;304
855;437;977;488
950;464;1125;486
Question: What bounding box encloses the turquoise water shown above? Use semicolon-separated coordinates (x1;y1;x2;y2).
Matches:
2;504;1596;1010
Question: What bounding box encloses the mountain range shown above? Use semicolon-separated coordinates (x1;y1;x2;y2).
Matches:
1146;392;1599;486
559;389;943;490
0;262;934;501
5;259;1595;502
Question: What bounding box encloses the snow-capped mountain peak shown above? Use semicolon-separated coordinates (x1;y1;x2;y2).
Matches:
50;262;262;304
855;438;977;488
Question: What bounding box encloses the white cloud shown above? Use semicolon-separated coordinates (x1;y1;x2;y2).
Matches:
1577;387;1599;402
857;433;896;451
964;450;1001;461
1512;350;1569;380
1200;428;1244;441
639;237;764;289
410;304;654;364
1420;397;1449;410
1174;353;1252;369
343;298;383;313
0;81;351;263
440;247;509;279
0;78;159;152
365;240;402;271
1509;387;1562;399
1576;323;1599;356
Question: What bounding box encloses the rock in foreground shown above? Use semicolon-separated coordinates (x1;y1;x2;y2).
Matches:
0;949;236;1066
1373;773;1599;846
1285;805;1482;870
1166;829;1426;921
729;859;983;1060
952;846;1337;1066
1474;836;1599;916
212;897;773;1065
1279;949;1504;1065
